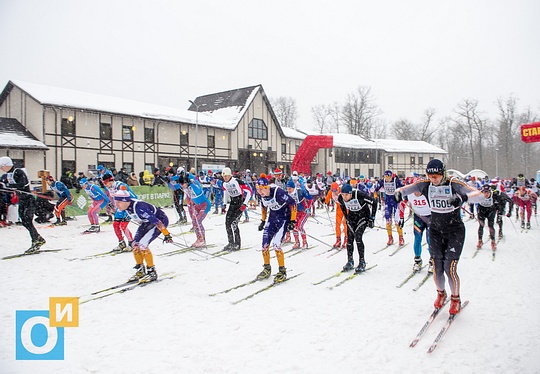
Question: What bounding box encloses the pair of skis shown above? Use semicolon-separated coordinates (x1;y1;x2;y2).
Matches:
2;248;63;260
80;272;177;304
209;272;304;304
410;300;469;353
311;264;378;289
396;265;427;288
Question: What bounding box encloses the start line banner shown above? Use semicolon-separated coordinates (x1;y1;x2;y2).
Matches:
521;122;540;143
65;185;173;216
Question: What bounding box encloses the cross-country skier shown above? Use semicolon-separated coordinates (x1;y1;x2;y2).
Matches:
395;159;483;315
255;176;297;283
80;177;110;234
0;156;45;253
515;186;538;229
325;182;347;248
404;190;432;273
102;174;137;252
221;167;252;251
337;183;375;273
113;188;172;283
183;172;211;247
46;175;72;226
375;170;405;246
285;179;313;249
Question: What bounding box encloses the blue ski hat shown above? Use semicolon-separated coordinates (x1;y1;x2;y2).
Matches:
256;177;269;188
341;183;353;194
79;177;88;186
286;180;296;189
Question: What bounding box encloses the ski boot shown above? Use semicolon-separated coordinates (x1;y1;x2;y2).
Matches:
498;230;503;240
113;240;128;253
427;258;434;274
292;242;301;249
476;240;483;249
449;295;461;315
491;240;497;251
526;222;531;229
243;217;250;223
434;290;447;309
333;237;341;248
399;236;405;246
412;256;423;272
301;241;308;249
223;243;233;252
191;238;206;248
274;266;287;283
25;236;46;254
54;219;67;226
387;236;394;246
341;237;348;248
128;264;146;283
230;244;240;251
256;264;271;280
221;207;226;214
139;266;158;283
84;225;100;234
520;221;525;229
342;259;354;272
355;259;366;273
213;209;218;214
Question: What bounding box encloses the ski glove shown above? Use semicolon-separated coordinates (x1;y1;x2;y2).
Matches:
368;217;375;228
506;212;511;218
394;189;402;202
240;204;247;211
163;234;173;244
398;218;404;228
258;220;266;231
287;220;296;231
449;194;463;208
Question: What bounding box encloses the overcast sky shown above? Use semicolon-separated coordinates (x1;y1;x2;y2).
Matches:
1;0;539;132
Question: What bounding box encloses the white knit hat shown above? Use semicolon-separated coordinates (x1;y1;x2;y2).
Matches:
0;156;13;167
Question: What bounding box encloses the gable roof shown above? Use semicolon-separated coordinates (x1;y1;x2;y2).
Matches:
0;117;49;150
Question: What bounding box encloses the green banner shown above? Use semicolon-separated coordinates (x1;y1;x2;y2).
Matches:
65;186;173;216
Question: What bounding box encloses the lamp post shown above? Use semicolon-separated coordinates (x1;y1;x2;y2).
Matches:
188;100;199;172
495;148;499;177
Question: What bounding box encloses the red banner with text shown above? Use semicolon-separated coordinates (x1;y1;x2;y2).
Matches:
521;122;540;143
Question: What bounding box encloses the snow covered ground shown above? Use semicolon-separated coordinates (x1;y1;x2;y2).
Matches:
1;207;539;373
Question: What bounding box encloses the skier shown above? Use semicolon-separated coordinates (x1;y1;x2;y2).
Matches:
395;159;483;315
80;177;110;233
183;172;211;247
404;190;432;273
514;186;537;229
46;175;72;226
211;174;225;214
221;167;252;251
490;185;514;239
304;178;319;216
325;182;347;248
337;183;375;273
0;156;46;253
375;170;405;246
255;176;297;283
113;188;173;283
285;179;313;249
475;184;500;251
168;170;188;224
102;174;137;252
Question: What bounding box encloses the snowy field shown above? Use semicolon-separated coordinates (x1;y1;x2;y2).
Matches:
1;206;539;374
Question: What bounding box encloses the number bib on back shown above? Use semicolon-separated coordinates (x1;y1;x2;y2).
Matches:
428;185;454;213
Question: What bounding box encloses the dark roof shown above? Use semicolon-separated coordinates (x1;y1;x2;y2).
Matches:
188;85;260;113
0;117;49;150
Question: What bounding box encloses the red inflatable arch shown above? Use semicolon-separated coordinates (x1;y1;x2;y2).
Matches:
291;135;334;175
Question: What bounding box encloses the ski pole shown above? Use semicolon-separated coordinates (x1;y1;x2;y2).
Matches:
506;215;519;235
190;246;240;264
304;232;333;248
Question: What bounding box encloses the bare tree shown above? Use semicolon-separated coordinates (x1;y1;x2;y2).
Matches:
495;95;519;177
311;104;330;134
418;108;440;143
270;96;298;129
341;86;381;138
327;102;341;133
391;119;416;140
452;99;488;169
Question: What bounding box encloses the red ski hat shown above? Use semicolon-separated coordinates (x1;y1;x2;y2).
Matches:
274;168;282;175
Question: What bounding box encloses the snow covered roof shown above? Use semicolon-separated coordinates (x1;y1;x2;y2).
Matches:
281;127;307;140
373;138;447;154
0;117;48;150
5;81;241;130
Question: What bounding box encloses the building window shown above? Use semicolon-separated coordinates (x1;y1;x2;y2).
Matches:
388;156;394;165
61;118;76;136
207;135;215;149
281;144;286;154
418;156;424;165
144;128;154;143
344;168;349;177
122;126;133;141
354;169;360;177
100;123;112;140
410;156;415;165
248;119;267;140
180;131;189;145
123;163;134;173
